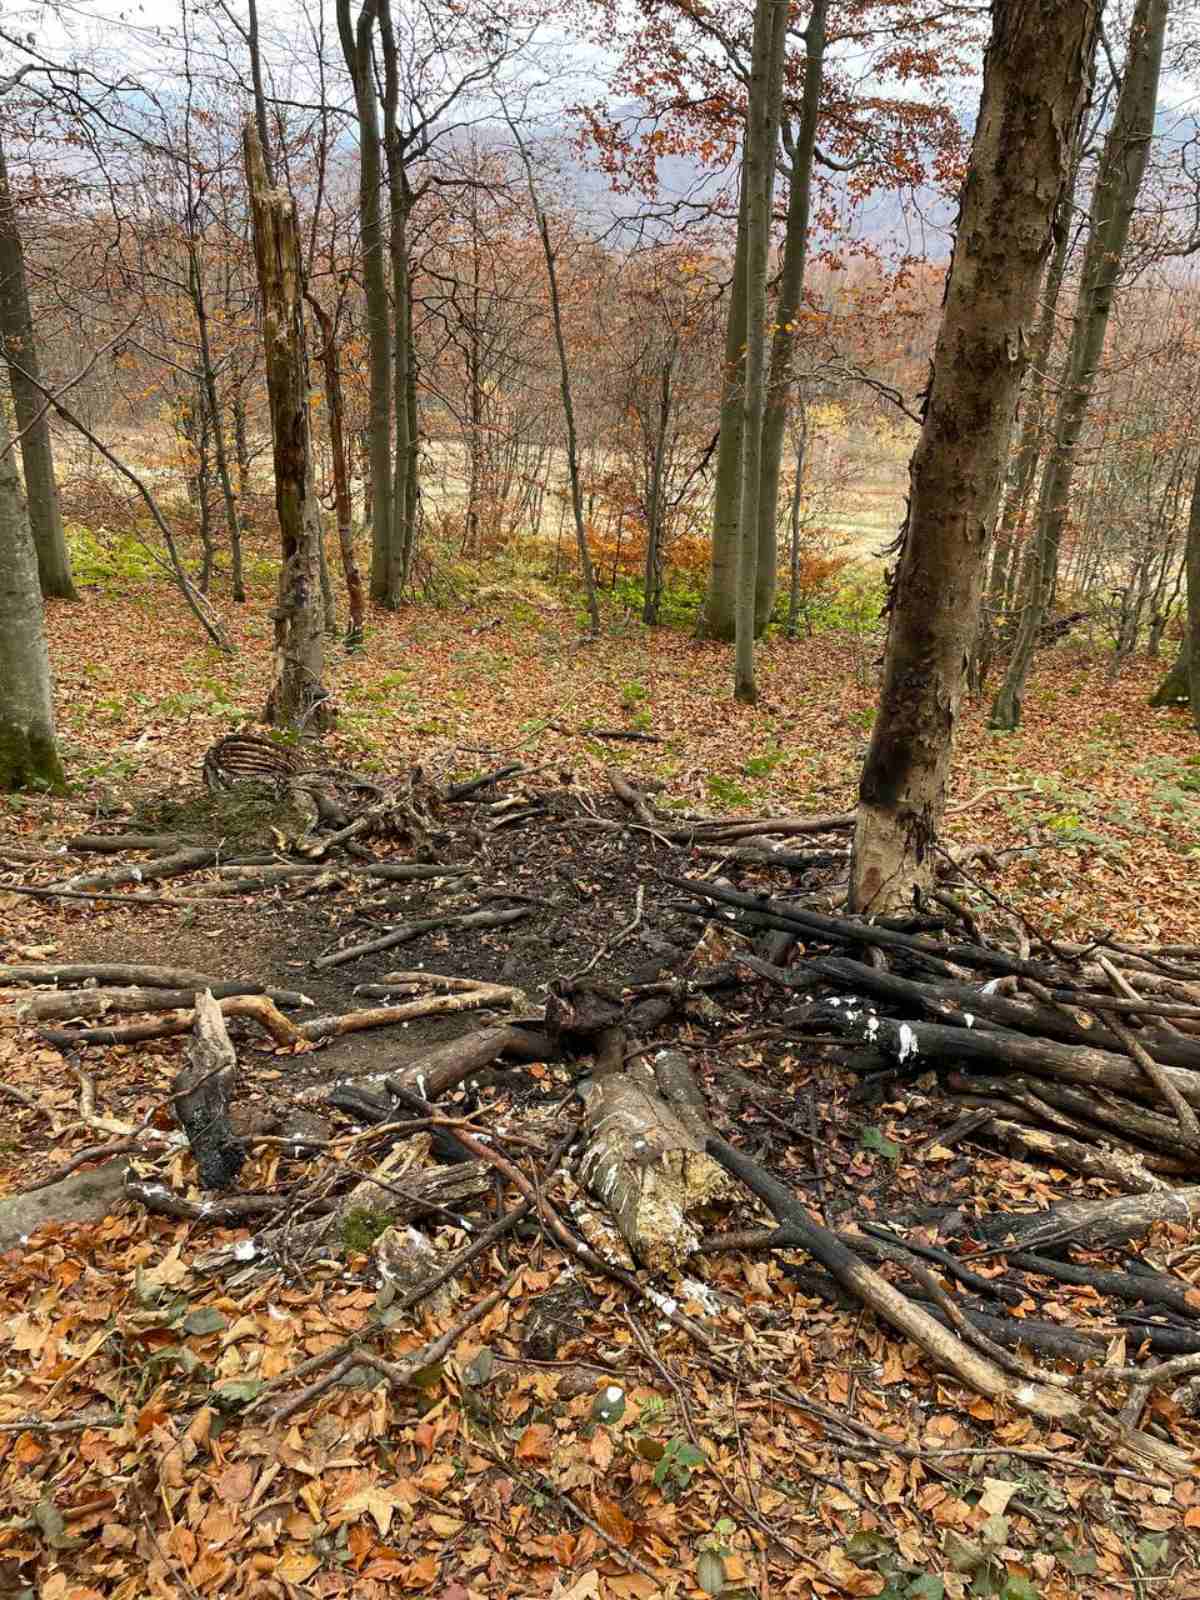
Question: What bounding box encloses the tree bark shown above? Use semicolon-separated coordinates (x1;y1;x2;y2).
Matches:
991;0;1166;731
336;0;393;606
0;130;76;601
513;136;600;634
379;0;418;608
1150;638;1190;706
188;240;246;602
578;1055;732;1271
307;293;365;648
734;0;789;703
849;0;1101;912
242;122;328;730
173;989;245;1190
696;177;749;642
0;405;64;791
976;123;1083;686
755;0;827;634
1187;454;1200;733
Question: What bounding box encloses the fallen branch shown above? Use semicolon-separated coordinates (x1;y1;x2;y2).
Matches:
706;1134;1193;1476
314;906;529;969
40;992;304;1050
0;963;310;1002
48;847;218;894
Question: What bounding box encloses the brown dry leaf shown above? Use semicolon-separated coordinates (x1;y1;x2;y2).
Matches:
590;1492;634;1544
405;1554;441;1588
977;1479;1018;1517
276;1547;321;1584
427;1514;464;1537
337;1484;409;1538
216;1460;255;1503
515;1423;554;1461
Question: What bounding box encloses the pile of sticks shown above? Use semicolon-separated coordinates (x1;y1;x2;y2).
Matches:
671;875;1200;1193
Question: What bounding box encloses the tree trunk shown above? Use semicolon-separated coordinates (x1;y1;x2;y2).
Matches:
307;293;365;648
188;241;246;603
696;177;749;642
337;0;393;607
642;348;674;625
975;124;1083;690
1150;638;1190;705
1188;454;1200;733
754;0;827;635
0;405;65;791
849;0;1101;913
242;122;328;731
734;0;789;704
379;0;417;607
786;403;809;638
991;0;1166;731
512;133;600;634
0;131;76;601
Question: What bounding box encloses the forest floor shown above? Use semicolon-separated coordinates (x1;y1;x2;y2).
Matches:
1;557;1199;1600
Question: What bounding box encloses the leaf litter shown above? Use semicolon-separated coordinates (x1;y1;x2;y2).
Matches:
1;579;1199;1599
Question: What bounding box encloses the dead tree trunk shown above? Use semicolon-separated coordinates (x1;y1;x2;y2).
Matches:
849;0;1101;912
242;122;328;731
173;990;244;1190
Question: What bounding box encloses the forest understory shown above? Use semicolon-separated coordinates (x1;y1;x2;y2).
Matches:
3;567;1200;1600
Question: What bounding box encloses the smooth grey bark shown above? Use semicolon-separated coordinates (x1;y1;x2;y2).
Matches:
379;0;418;604
696;176;749;642
785;401;809;639
754;0;827;634
0;406;64;791
337;0;393;606
992;0;1166;730
734;0;789;703
642;344;676;625
0;130;76;601
850;0;1101;913
188;241;246;602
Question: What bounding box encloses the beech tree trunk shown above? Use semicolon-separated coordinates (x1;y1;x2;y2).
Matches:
1150;638;1190;706
754;0;827;635
337;0;393;607
734;0;789;703
0;406;65;791
991;0;1166;731
188;241;246;603
242;122;328;730
976;123;1083;687
696;177;749;643
0;130;76;602
850;0;1101;913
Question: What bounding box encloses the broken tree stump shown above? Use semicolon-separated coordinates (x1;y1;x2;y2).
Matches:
173;990;245;1190
577;1052;732;1273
